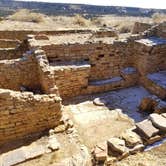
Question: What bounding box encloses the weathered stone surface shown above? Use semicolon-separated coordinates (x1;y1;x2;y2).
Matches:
107;138;126;155
139;96;158;112
162;113;166;118
136;119;159;138
47;135;60;151
93;97;108;106
129;144;144;154
0;89;62;145
149;113;166;132
93;142;107;162
0;144;45;166
145;135;162;145
121;129;142;147
54;124;66;133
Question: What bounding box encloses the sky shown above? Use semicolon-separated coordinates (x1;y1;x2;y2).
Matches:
17;0;166;9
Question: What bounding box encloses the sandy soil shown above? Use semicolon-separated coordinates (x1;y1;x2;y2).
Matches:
115;142;166;166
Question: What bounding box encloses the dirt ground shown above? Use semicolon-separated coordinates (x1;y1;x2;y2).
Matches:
115;142;166;166
0;15;153;31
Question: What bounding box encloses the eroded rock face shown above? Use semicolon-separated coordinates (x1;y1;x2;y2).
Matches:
149;113;166;132
121;129;142;148
107;138;127;155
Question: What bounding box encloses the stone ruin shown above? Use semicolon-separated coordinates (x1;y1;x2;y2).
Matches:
0;22;166;165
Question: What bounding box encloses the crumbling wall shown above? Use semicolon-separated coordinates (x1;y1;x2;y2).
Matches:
42;42;129;81
0;53;41;91
132;22;152;34
0;30;92;41
131;41;166;75
52;63;91;98
0;88;62;145
155;22;166;38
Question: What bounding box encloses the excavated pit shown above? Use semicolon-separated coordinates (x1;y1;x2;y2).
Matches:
0;22;166;166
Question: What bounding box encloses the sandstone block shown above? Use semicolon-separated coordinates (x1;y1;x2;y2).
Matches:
136;119;159;138
149;113;166;132
107;138;127;155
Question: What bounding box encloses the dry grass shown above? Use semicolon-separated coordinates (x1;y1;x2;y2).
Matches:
152;13;166;23
1;11;165;32
91;15;153;33
8;9;45;23
73;14;91;26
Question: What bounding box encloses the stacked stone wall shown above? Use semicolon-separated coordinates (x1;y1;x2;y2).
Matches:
0;89;62;145
0;53;41;91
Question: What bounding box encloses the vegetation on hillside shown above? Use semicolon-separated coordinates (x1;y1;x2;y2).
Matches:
8;9;45;23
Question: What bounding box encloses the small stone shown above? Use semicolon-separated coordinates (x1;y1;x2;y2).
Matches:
129;144;144;154
66;128;75;134
149;113;166;132
48;136;60;151
93;142;107;162
49;129;55;136
107;138;127;155
121;129;142;148
93;97;108;106
145;135;162;145
136;119;159;138
54;124;66;133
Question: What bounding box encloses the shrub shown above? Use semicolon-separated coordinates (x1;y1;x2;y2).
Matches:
152;13;166;23
0;17;3;21
8;9;45;23
73;14;90;26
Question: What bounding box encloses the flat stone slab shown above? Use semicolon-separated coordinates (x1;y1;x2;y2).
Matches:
107;138;126;155
136;119;159;138
93;142;107;162
121;129;142;148
149;113;166;132
0;143;46;166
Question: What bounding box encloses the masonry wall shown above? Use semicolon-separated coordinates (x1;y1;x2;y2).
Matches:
52;64;91;98
0;54;41;91
42;42;130;81
155;22;166;38
131;42;166;75
0;30;92;41
0;89;62;145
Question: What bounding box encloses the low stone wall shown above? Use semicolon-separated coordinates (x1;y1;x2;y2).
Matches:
52;63;91;98
41;42;131;81
132;22;152;34
0;30;92;41
155;22;166;38
0;39;20;48
0;89;62;145
140;76;166;99
0;53;41;91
